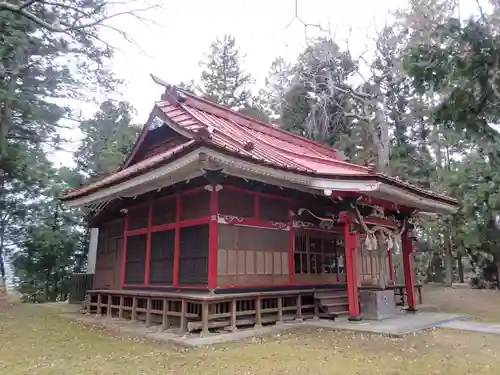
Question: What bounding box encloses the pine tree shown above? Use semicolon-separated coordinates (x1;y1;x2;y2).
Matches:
0;4;118;155
74;100;140;179
199;34;253;109
11;167;86;302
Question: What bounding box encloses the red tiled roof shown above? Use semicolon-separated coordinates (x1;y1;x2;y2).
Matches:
156;98;369;176
62;82;457;205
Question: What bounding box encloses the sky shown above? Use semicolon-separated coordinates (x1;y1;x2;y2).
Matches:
52;0;480;167
52;0;407;166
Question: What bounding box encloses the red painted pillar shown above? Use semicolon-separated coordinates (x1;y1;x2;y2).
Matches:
144;201;153;284
173;193;181;287
207;185;219;290
288;200;294;283
344;220;361;320
402;227;417;311
388;247;395;283
120;212;129;286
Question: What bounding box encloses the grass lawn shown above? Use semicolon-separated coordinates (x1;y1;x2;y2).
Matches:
1;302;500;375
423;284;500;322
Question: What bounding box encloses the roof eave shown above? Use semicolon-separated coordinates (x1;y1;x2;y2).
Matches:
377;183;458;214
62;146;458;216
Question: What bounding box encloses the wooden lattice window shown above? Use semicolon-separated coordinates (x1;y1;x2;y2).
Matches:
149;230;175;284
124;234;147;284
178;224;209;285
294;234;308;274
219;189;254;218
294;232;344;275
258;196;289;222
152;197;176;226
181;190;210;220
128;204;149;230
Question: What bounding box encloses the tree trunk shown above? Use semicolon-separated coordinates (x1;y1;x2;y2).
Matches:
0;42;24;154
44;269;51;302
373;105;391;174
443;232;453;285
496;257;500;288
457;254;465;283
0;221;6;296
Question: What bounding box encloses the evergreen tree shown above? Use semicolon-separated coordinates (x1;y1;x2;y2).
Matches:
199;34;253;109
74;100;140;179
0;1;128;297
0;3;117;155
11;167;86;302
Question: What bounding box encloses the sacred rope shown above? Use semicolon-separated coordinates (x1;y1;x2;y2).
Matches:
296;206;407;251
351;203;407;252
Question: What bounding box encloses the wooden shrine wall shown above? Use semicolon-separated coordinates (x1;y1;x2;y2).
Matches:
92;174;403;291
216;187;290;287
99;187;211;288
217;224;289;286
94;219;124;289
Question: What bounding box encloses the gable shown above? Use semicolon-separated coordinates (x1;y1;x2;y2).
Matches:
121;110;192;170
128;125;189;166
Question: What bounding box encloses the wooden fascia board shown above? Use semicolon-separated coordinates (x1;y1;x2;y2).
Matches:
65;146;457;215
205;150;458;214
65;150;203;207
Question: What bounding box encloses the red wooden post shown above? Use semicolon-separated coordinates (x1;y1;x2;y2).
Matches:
344;219;361;320
288;200;294;283
207;185;219;289
144;200;153;284
120;212;129;286
388;247;395;283
402;227;417;311
351;232;359;307
173;193;181;287
254;195;259;218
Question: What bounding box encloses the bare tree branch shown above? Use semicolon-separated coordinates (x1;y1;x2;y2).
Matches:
0;0;160;33
476;0;488;22
20;0;38;9
284;0;329;40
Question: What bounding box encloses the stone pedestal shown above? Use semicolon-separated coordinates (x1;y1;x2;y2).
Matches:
359;289;397;320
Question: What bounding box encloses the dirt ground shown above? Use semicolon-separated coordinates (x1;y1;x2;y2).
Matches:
423;284;500;322
1;300;499;375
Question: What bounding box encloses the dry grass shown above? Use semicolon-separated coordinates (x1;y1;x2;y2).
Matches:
1;303;499;375
423;284;500;322
0;294;16;311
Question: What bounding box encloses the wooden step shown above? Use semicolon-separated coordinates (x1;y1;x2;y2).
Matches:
314;289;349;319
326;309;349;316
314;291;348;298
317;296;348;304
325;303;348;312
321;301;348;308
